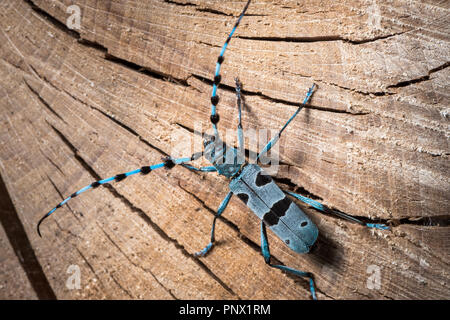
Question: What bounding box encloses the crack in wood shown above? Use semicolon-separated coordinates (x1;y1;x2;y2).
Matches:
196;7;231;17
25;0;80;39
236;31;407;45
76;39;108;53
190;74;372;115
163;0;197;8
109;272;134;298
104;53;190;86
387;61;450;89
25;0;190;87
315;78;395;97
261;172;450;228
40;149;66;177
23;78;67;123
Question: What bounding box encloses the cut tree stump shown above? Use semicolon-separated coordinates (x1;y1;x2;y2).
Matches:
0;0;448;299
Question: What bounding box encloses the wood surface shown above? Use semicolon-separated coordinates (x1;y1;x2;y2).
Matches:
0;0;448;299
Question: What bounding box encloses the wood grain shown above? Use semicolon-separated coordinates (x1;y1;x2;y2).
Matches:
0;0;448;299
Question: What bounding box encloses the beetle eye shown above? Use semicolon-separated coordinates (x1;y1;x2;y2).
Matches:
300;221;308;227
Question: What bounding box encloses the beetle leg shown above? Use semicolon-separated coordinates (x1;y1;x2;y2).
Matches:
257;84;316;162
260;221;317;300
284;190;389;230
195;191;233;256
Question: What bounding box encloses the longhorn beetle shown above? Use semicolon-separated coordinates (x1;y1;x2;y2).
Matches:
37;0;389;299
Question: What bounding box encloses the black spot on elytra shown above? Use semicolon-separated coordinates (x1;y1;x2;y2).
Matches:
237;193;249;205
271;197;291;218
263;211;279;226
255;171;272;187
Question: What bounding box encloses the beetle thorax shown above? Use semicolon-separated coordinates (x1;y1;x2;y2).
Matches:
204;137;244;178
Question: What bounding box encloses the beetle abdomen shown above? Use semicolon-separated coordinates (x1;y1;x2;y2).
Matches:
230;164;318;253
